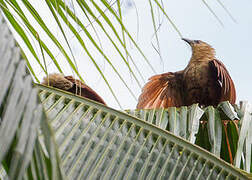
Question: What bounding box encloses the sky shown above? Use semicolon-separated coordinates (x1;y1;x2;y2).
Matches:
9;0;252;110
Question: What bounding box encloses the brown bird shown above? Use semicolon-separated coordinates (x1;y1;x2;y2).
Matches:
137;38;236;109
42;73;106;105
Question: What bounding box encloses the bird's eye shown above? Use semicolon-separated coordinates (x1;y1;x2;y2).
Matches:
194;40;200;44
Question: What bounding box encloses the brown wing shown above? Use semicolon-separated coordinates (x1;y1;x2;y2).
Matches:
64;76;106;105
209;59;236;104
137;71;184;109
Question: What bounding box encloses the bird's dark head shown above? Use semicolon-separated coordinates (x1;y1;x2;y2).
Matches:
182;38;216;60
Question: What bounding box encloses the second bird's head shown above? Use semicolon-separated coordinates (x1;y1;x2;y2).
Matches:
182;38;216;60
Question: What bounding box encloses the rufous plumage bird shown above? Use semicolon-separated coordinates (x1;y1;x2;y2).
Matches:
42;73;106;105
137;38;236;109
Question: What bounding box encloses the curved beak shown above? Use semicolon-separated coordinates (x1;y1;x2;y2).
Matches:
182;38;193;45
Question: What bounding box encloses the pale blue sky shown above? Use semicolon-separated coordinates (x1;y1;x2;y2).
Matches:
10;0;252;109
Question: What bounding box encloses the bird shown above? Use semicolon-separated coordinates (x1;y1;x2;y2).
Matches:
137;38;236;109
42;73;106;105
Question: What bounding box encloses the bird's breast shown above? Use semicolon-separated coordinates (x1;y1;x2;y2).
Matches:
183;61;220;106
183;62;210;87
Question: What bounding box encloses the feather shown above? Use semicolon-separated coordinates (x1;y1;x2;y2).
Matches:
137;39;236;109
137;72;183;109
64;76;106;105
41;73;73;90
209;59;236;104
42;74;106;105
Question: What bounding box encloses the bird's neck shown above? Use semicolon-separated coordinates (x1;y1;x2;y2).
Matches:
189;47;216;63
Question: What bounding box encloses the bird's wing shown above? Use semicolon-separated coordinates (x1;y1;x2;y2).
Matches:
209;59;236;104
64;76;106;105
137;71;183;109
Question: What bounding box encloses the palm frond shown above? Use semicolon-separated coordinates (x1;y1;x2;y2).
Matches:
128;101;252;172
0;13;64;179
36;84;249;179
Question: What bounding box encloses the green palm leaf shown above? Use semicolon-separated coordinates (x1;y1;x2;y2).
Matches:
36;84;248;179
129;101;252;172
0;15;64;179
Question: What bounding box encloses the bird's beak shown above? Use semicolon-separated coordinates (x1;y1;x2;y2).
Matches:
182;38;193;45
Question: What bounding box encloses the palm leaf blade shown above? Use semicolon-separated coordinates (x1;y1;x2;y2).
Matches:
37;84;248;179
